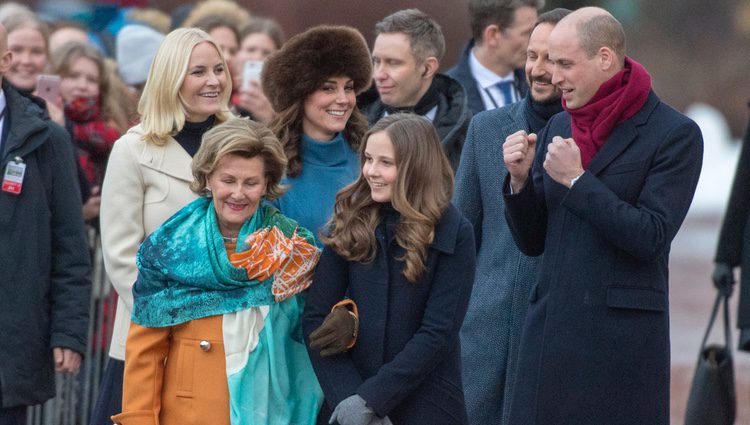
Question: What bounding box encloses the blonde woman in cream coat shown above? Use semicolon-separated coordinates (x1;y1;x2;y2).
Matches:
92;27;232;425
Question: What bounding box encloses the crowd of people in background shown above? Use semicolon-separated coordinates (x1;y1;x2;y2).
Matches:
0;0;711;424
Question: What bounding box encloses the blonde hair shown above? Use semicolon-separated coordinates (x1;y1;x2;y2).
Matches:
324;113;454;282
50;41;131;133
138;27;232;145
2;12;49;50
191;117;287;200
105;58;139;125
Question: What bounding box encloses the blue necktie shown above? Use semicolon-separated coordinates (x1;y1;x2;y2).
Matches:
496;80;514;106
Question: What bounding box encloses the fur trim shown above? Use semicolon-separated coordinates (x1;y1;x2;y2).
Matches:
262;25;372;112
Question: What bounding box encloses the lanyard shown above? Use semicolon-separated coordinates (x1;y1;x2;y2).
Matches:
0;107;7;160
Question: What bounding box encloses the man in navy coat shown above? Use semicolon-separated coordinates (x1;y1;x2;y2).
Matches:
0;23;90;424
502;7;703;424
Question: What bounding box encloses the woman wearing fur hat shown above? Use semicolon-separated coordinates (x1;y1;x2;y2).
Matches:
263;25;372;243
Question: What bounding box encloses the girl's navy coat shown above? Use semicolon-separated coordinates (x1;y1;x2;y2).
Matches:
303;203;475;424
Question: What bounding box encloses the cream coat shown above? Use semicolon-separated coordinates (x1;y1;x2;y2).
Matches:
100;125;198;360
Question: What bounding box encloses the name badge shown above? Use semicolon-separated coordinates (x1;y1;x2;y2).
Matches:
2;157;26;195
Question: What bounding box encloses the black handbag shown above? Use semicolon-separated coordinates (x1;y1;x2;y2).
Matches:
684;290;736;425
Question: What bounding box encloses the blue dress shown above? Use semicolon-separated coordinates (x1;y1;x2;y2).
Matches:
275;133;359;245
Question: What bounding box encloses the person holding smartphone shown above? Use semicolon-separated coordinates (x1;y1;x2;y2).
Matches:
232;17;285;124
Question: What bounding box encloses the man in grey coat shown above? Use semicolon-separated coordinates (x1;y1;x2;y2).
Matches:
453;8;569;425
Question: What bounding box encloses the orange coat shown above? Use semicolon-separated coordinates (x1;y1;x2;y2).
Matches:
112;315;230;425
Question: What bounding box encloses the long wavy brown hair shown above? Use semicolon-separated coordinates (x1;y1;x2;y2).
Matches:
50;41;131;133
323;113;454;282
268;101;367;178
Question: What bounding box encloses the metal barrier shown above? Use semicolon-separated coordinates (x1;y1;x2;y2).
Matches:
26;229;116;425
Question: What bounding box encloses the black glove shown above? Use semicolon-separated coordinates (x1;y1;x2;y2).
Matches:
309;305;358;356
712;262;735;296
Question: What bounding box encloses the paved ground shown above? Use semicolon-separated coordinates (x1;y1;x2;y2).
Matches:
669;213;748;424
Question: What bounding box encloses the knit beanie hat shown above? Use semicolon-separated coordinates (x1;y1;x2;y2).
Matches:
262;25;372;112
116;24;165;86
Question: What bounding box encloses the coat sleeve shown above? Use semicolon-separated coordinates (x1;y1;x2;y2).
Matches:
715;115;750;266
101;135;146;310
561;120;703;261
302;244;364;410
46;123;92;355
111;323;170;425
356;220;476;417
453;118;483;251
445;109;472;171
503;121;551;257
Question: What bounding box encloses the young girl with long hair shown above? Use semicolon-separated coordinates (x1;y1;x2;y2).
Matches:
303;113;476;425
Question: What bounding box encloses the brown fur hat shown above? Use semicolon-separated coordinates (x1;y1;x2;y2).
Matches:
262;25;372;112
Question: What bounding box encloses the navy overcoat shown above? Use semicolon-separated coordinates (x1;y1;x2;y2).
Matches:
504;92;703;425
303;204;475;424
0;84;91;406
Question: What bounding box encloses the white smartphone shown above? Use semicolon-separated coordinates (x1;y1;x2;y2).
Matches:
242;60;264;90
36;74;61;105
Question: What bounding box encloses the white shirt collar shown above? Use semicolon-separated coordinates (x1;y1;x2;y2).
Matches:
0;89;6;154
0;89;7;114
469;49;515;89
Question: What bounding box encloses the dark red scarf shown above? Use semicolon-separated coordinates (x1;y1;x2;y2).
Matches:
563;57;652;169
65;96;120;186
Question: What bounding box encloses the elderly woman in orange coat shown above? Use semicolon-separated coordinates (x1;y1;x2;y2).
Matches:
112;118;323;425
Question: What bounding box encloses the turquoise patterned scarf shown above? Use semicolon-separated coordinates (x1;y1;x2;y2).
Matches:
132;197;315;327
132;196;323;424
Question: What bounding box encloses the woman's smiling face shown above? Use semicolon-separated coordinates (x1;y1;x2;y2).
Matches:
179;41;228;122
301;76;355;141
208;153;267;238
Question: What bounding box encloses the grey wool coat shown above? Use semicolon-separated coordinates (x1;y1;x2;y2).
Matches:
453;99;541;425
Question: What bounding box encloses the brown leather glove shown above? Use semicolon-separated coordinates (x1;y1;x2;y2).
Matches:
309;304;358;357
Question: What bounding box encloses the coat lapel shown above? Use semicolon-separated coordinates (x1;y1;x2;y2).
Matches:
498;101;529;145
586;91;659;175
586;119;638;175
139;138;193;182
2;87;47;164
